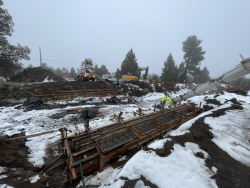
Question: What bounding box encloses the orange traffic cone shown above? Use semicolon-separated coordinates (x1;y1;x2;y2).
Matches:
109;94;111;97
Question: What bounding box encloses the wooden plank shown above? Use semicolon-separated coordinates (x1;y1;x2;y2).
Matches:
72;146;96;157
45;161;65;172
41;153;63;173
6;130;55;140
71;167;77;179
64;139;71;158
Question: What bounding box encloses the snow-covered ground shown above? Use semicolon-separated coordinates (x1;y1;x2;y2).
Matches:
0;87;250;187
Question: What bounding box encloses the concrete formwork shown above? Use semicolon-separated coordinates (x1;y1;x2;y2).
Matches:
54;104;198;185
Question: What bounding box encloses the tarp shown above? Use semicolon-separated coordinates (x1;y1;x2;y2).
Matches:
49;107;99;120
106;96;121;103
49;111;76;119
29;96;43;107
77;107;99;119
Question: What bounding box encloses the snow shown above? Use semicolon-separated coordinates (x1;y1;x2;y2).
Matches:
118;155;127;161
0;167;7;180
0;167;6;174
43;76;54;82
134;180;150;188
148;138;171;149
204;106;250;167
77;167;122;187
29;174;40;183
106;143;217;188
0;185;14;188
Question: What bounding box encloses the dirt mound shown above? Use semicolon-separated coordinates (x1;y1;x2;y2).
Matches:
10;67;65;83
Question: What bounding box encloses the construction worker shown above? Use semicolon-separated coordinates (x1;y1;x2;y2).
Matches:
117;81;119;90
161;93;167;109
168;97;174;108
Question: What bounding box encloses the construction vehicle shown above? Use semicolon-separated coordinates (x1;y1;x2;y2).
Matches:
75;61;95;81
102;73;117;82
62;68;67;79
122;66;149;82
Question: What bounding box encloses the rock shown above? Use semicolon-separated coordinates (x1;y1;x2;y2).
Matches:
231;104;244;110
193;131;204;141
164;141;174;156
155;148;165;156
195;152;204;159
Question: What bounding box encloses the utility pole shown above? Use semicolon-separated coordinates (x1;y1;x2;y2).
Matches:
39;46;42;68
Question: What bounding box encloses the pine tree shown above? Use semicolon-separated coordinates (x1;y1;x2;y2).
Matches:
115;68;122;80
121;49;139;75
200;66;210;83
55;68;62;76
69;67;76;78
177;61;187;83
182;35;206;77
151;73;159;82
41;62;49;69
161;53;178;82
0;0;30;78
99;65;109;76
27;64;33;68
81;58;93;66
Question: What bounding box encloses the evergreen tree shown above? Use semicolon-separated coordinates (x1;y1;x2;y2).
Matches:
49;66;56;73
69;67;76;78
200;66;210;83
161;53;178;82
41;62;49;69
115;68;122;80
55;68;62;76
81;58;93;66
193;67;202;83
121;49;139;75
177;61;187;83
99;65;109;76
94;65;100;76
151;73;159;82
0;0;30;78
15;62;24;75
94;65;109;77
182;35;206;77
27;64;33;68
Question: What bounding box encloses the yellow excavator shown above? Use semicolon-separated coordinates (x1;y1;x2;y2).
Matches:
122;67;149;82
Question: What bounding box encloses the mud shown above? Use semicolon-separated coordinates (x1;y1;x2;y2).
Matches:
205;98;221;106
148;104;250;188
120;176;157;188
0;137;43;187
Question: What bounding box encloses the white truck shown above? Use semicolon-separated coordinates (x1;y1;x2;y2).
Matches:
75;61;95;81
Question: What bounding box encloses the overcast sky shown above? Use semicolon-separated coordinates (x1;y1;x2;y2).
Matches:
3;0;250;78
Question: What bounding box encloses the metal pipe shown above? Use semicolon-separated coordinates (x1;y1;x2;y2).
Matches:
174;55;250;103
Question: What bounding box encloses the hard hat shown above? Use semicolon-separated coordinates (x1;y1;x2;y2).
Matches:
171;97;174;99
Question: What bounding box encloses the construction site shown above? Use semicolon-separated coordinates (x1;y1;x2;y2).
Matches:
1;1;250;187
0;55;250;188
